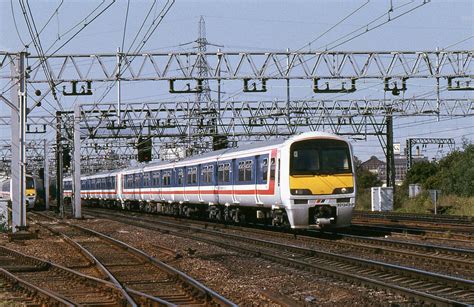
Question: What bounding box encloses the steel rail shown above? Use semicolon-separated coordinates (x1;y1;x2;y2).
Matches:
354;211;474;225
31;214;175;306
0;268;74;306
88;208;474;273
352;218;474;232
350;224;473;241
33;219;142;307
71;222;237;307
32;212;236;307
86;209;474;306
0;245;135;305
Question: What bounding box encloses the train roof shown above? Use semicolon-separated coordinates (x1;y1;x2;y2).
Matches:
179;137;286;163
78;131;349;177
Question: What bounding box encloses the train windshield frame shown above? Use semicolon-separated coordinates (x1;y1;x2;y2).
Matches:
26;176;35;189
290;139;352;175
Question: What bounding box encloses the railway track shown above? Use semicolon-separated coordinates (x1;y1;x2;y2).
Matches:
30;212;235;307
354;211;474;225
348;224;473;244
85;208;474;306
0;267;73;306
352;211;474;240
86;208;474;279
186;218;474;278
0;244;141;305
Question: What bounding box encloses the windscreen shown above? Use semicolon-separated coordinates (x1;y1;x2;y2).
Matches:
290;139;351;175
26;176;35;189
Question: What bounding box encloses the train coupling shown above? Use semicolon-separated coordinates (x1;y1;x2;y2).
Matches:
309;205;337;225
315;217;335;225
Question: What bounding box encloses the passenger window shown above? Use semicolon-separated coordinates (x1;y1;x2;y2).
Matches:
244;160;253;181
163;171;171;186
186;168;195;184
218;163;230;183
204;166;212;183
208;165;214;183
144;173;150;187
218;164;223;182
152;172;160;186
192;167;197;184
262;159;268;181
223;164;230;182
270;158;276;180
238;161;245;181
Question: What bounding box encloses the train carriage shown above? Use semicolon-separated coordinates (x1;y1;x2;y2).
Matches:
0;175;38;210
64;131;356;229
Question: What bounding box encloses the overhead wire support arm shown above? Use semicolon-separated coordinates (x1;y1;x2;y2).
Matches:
406;138;455;170
16;50;472;83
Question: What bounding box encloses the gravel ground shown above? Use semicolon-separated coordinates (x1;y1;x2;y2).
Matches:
203;225;474;280
65;216;409;305
0;222;103;279
389;232;474;249
0;213;416;305
89;210;474;279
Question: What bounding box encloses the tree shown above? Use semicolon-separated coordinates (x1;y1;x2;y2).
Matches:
404;160;438;189
356;168;381;190
402;144;474;197
436;145;474;197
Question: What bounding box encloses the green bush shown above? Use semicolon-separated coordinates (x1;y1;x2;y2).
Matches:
396;192;434;214
355;188;371;210
0;220;8;233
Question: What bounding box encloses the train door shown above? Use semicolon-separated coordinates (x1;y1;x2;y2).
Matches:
152;171;162;202
199;163;215;204
198;164;205;203
116;174;121;202
142;172;150;202
178;167;186;203
255;155;264;205
188;164;202;203
134;173;141;202
230;159;240;204
162;169;174;203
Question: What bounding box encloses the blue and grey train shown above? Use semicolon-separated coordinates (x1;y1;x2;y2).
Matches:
64;132;356;229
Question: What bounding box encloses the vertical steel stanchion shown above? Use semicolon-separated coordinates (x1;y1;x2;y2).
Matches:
10;52;28;232
73;103;82;218
56;112;63;216
44;139;49;210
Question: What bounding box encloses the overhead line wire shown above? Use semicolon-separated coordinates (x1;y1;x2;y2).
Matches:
221;0;430;102
121;0;131;54
20;0;62;110
1;0;116;101
92;0;175;109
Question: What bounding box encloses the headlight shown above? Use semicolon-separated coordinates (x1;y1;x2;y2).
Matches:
290;189;312;195
332;187;354;194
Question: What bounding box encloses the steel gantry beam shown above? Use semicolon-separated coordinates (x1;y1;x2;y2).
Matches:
46;97;473;176
1;50;473;183
2;51;469;83
406;138;456;170
58;98;472;140
0;139;54;175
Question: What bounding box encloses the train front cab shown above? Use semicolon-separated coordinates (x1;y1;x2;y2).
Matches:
281;135;356;229
25;175;37;210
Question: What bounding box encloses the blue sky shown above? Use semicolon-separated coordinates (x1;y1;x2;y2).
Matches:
1;0;473;161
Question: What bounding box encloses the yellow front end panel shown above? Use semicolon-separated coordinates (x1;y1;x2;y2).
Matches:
26;189;36;197
290;173;354;195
